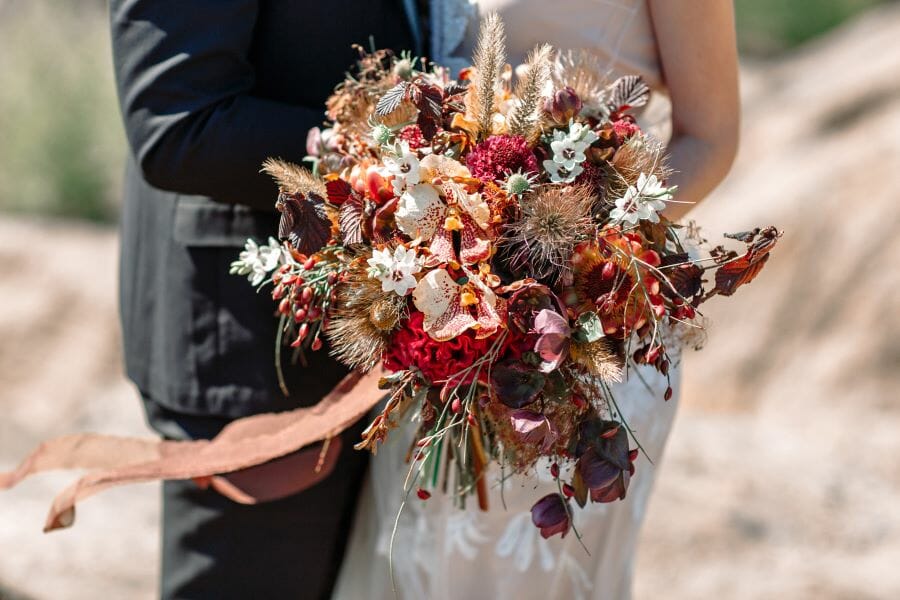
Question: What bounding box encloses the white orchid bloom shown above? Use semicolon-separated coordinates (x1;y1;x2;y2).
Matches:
395;183;445;239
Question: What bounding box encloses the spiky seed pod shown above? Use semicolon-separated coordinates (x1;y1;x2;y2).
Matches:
325;258;406;371
500;184;596;284
569;337;624;384
610;135;672;186
261;158;327;198
606;135;673;201
507;44;553;143
471;13;506;140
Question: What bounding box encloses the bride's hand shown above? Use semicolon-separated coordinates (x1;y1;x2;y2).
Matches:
649;0;740;220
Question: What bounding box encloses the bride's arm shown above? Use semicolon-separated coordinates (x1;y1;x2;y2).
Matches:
648;0;740;219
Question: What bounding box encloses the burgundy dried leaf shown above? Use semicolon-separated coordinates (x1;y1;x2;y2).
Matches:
714;254;770;296
714;227;780;296
339;194;366;245
325;178;353;206
276;193;331;255
410;80;444;140
667;263;704;298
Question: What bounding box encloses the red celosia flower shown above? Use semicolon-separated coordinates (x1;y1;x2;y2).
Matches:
465;134;539;183
398;125;427;150
383;311;501;383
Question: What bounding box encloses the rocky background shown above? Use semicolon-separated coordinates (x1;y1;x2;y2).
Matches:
1;2;898;599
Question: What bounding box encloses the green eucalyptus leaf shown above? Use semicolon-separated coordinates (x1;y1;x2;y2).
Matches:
573;311;604;343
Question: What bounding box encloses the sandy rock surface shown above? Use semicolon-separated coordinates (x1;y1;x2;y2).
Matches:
1;7;899;599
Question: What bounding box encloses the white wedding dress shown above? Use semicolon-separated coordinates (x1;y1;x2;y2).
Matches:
334;2;678;598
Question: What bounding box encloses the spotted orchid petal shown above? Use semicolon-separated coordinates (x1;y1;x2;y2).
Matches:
395;183;445;239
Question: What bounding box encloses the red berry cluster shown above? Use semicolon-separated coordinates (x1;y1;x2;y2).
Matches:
271;252;344;351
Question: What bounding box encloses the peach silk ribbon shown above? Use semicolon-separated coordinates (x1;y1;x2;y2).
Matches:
0;368;384;532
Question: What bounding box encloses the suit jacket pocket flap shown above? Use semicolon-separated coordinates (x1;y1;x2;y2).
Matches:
173;196;279;247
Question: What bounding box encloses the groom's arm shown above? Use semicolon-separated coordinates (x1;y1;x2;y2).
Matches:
110;0;322;210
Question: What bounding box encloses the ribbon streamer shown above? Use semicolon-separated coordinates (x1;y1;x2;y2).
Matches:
0;368;384;532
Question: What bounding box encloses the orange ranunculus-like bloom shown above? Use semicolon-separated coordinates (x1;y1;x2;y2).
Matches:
566;229;664;338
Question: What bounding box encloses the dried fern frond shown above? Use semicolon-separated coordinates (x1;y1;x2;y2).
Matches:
471;13;506;139
261;158;327;197
553;49;610;115
507;44;553;143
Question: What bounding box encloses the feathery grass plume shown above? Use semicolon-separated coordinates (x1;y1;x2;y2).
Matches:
325;256;406;371
606;135;672;199
471;13;506;140
569;337;624;384
507;44;553;143
500;184;596;283
261;158;327;197
553;49;609;116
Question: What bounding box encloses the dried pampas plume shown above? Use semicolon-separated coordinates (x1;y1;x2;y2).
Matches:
325;257;406;371
500;184;596;283
261;158;327;198
507;44;553;143
471;13;506;139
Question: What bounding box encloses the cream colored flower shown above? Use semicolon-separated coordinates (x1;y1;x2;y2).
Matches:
395;183;445;239
412;268;504;341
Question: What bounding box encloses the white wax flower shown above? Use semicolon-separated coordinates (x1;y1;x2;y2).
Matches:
383;142;421;194
609;173;673;225
366;246;421;296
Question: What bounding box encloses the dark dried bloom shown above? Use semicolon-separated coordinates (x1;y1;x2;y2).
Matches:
530;493;571;539
544;86;583;125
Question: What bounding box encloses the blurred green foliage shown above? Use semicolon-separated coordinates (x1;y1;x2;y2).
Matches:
0;0;124;223
0;0;893;223
735;0;892;56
